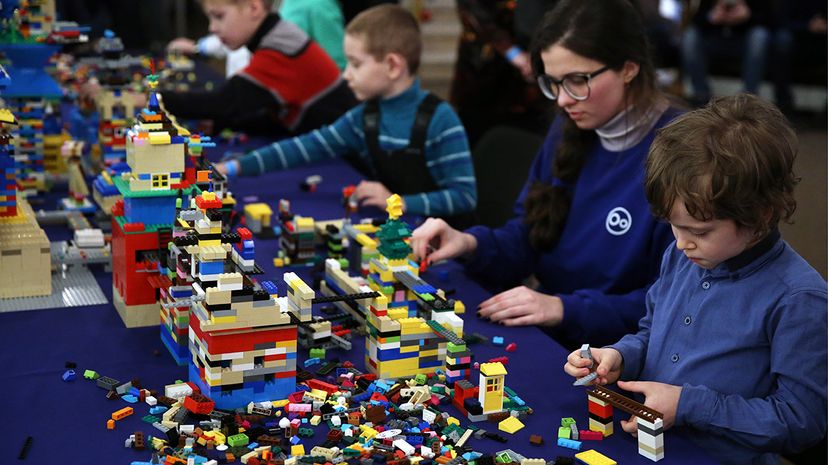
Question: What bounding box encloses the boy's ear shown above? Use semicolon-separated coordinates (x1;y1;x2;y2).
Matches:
621;60;640;85
247;0;267;17
384;52;409;80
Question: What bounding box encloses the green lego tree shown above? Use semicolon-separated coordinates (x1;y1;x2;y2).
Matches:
376;194;412;260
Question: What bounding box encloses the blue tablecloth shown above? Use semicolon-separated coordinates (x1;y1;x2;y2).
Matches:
0;151;721;464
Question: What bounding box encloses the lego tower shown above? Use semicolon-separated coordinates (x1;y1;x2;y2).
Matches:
163;190;313;408
362;195;469;380
110;74;199;327
0;64;51;298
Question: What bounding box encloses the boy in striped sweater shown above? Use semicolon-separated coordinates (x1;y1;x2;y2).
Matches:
216;5;477;221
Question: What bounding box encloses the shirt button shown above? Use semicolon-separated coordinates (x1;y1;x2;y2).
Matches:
671;354;679;363
684;316;692;325
702;281;711;290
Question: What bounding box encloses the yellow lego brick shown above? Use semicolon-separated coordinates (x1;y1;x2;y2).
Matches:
454;300;465;314
498;416;525;434
271;399;290;408
295;217;314;229
574;451;616;465
588;418;614;437
148;132;172;145
387;308;409;321
291;444;305;457
355;232;377;248
359;425;378;439
480;362;507;377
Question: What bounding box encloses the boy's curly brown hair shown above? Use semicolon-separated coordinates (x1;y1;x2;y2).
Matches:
646;93;799;235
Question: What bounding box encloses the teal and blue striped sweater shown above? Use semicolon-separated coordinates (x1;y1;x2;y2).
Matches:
237;81;477;217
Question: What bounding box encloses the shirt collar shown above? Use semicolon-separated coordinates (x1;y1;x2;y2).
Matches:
594;98;669;152
723;228;781;272
246;13;279;51
380;79;421;106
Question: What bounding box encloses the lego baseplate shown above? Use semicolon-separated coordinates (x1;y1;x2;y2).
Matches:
0;262;108;312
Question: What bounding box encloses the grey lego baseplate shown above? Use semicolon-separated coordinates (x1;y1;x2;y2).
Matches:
0;262;108;312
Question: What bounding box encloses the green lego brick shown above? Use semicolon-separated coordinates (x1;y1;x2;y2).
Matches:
227;433;249;447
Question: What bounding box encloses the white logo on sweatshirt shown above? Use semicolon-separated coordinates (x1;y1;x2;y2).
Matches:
606;207;632;236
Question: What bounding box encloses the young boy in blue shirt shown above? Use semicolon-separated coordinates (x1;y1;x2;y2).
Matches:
564;94;827;465
215;5;477;222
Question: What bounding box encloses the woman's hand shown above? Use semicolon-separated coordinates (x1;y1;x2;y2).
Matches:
410;218;477;264
477;285;563;326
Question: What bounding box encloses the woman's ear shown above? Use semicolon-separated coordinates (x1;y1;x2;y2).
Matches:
621;60;641;85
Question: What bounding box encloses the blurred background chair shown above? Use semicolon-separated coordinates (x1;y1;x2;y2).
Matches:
471;125;543;228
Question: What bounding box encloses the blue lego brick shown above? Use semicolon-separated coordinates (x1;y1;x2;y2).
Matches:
160;325;190;366
2;66;62;98
188;364;295;410
93;176;120;196
123;195;177;225
137;173;151;181
199;261;223;276
557;438;582;450
170;287;193;299
413;284;437;294
149;406;168;415
419;359;443;369
261;281;278;295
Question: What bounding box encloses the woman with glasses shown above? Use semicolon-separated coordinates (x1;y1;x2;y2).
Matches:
411;0;683;348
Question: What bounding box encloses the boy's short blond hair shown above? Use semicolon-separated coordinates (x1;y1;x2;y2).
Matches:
200;0;274;9
346;5;421;74
646;94;799;235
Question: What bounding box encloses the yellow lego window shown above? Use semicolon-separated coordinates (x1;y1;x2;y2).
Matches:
151;173;169;189
486;378;501;392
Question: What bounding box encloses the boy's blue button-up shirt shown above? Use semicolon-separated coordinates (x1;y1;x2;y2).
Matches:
611;231;828;465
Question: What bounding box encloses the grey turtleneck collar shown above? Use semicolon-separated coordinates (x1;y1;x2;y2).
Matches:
595;98;669;152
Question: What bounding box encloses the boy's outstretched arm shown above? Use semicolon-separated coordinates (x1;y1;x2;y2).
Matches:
231;108;364;177
160;76;275;132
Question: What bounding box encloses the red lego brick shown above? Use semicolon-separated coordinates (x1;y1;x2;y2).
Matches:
588;398;614;418
112;199;125;216
579;430;603;441
123;222;145;232
237;227;252;241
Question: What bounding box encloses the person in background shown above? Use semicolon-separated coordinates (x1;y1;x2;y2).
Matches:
565;94;827;465
168;0;347;76
214;5;477;223
410;0;682;349
681;0;772;106
769;0;827;116
449;0;551;147
160;0;356;136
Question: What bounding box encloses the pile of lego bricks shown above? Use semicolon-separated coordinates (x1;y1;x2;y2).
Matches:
72;358;599;465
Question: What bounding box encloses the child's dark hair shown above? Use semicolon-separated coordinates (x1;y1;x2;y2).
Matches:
523;0;659;250
646;93;798;235
346;5;421;74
